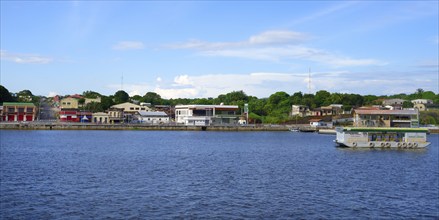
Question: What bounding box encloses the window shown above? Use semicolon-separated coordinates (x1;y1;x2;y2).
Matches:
130;107;134;110
135;108;139;110
8;107;14;113
18;108;25;113
141;108;145;110
26;108;33;113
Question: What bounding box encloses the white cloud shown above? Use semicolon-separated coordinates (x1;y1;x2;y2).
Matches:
47;92;58;97
112;41;145;50
173;74;192;85
168;30;309;50
0;50;53;64
156;77;162;82
153;69;436;99
167;30;385;67
154;87;200;99
249;30;309;44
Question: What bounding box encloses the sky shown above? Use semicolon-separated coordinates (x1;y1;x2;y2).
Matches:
1;1;438;99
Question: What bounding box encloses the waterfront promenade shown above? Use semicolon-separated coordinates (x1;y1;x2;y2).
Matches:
1;122;438;133
0;122;291;131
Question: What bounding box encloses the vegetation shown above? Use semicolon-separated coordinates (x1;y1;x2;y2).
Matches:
1;85;438;125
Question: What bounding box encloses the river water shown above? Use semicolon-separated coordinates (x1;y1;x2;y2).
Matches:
1;130;438;219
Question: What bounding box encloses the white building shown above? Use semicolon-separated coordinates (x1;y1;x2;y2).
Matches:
110;102;151;114
136;111;169;124
291;105;309;117
175;104;239;126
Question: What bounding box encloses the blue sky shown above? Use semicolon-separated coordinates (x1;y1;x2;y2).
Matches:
1;1;438;98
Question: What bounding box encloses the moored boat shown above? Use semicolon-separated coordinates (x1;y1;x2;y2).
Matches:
334;127;430;148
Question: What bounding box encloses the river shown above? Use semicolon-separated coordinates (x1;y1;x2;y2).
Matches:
1;130;438;219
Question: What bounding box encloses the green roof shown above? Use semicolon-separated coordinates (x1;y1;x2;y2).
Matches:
342;127;429;133
2;102;36;107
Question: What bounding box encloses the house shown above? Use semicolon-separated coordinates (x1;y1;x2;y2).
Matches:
110;102;151;114
353;109;419;128
92;112;109;124
136;111;169;124
84;97;101;105
107;108;124;124
59;109;92;122
382;99;406;110
412;99;434;111
59;109;78;122
291;105;309;117
60;97;79;109
1;102;37;122
309;105;343;116
175;104;239;126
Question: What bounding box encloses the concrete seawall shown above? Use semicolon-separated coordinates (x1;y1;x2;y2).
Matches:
0;122;290;131
1;122;437;133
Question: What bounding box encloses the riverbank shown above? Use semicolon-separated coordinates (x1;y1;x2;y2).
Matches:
0;122;290;131
1;122;438;133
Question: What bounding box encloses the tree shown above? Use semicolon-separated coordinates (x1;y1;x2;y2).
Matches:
82;91;101;98
315;90;331;107
114;90;129;104
0;85;15;103
142;92;163;105
402;101;413;108
100;96;115;110
416;88;424;98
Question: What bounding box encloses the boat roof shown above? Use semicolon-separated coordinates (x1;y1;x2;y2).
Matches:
341;127;429;133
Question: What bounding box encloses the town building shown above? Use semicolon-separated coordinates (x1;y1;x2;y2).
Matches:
59;109;78;122
175;104;239;126
60;97;79;109
84;97;101;105
353;109;419;128
291;105;309;117
59;109;92;122
110;102;151;114
382;99;406;110
92;112;109;124
135;111;169;124
107;108;124;124
411;99;434;111
1;102;37;122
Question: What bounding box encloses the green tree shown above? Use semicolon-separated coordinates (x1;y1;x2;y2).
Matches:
82;91;101;98
315;90;331;107
0;85;15;103
114;90;129;104
290;92;303;105
402;101;413;108
142;92;163;105
100;96;115;110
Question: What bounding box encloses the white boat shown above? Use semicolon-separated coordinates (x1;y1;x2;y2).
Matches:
334;127;430;148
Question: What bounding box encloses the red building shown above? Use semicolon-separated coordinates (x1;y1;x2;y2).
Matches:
59;109;92;122
1;102;37;122
59;109;79;122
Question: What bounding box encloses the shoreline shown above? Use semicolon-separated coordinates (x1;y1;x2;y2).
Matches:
1;122;438;133
0;122;290;132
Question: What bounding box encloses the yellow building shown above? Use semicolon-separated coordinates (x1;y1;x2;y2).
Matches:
60;97;79;109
